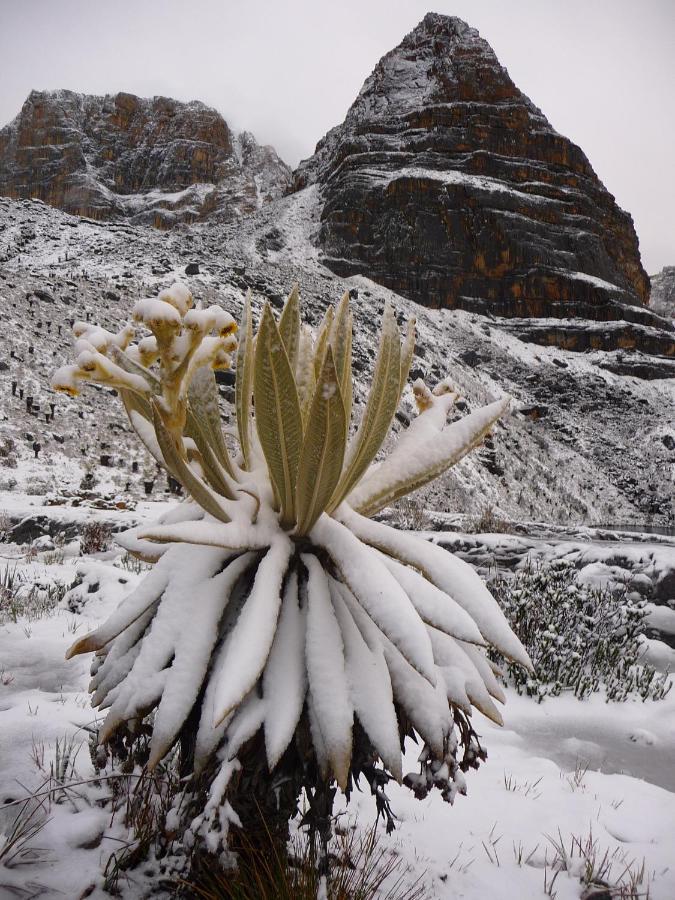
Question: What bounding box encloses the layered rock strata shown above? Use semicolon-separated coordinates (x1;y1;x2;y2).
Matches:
0;90;291;227
294;14;652;323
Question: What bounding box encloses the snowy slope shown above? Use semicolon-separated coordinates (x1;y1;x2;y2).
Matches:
0;502;674;898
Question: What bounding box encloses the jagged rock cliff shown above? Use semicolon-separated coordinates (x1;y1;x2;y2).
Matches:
294;14;652;326
0;90;291;227
651;267;675;320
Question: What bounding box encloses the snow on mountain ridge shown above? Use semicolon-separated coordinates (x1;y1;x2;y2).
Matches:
0;89;291;227
0;191;672;529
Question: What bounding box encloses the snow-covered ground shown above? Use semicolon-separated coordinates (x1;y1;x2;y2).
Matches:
1;182;673;898
1;497;673;898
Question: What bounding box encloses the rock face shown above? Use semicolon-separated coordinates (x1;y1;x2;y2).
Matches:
0;90;291;227
651;267;675;320
294;14;652;323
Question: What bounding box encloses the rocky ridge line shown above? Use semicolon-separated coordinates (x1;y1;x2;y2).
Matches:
0;89;291;228
293;13;675;359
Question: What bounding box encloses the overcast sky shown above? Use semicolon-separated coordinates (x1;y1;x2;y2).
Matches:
0;0;672;273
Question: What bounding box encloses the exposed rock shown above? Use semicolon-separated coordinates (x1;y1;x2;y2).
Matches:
651;267;675;320
0;90;291;227
294;14;657;335
497;318;675;360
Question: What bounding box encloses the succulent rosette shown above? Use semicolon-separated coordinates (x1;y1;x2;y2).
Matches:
53;282;530;849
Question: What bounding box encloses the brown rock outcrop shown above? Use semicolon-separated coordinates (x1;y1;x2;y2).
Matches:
0;90;291;227
294;14;652;322
650;267;675;320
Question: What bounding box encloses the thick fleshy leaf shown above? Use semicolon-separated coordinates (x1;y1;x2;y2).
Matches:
99;546;230;746
90;607;157;707
311;514;436;684
212;537;292;725
263;571;307;769
120;389;164;467
399;317;416;397
278;284;301;371
340;509;532;670
341;590;449;755
379;552;487;647
225;691;267;760
151;401;232;523
328;302;401;511
148;552;257;767
313;306;334;382
458;640;507;704
136;518;271;550
329;291;353;428
187;367;238;485
330;579;402;780
428;627;503;724
307;690;330;780
303;554;353;789
296;326;317;423
235;292;254;470
253;303;303;526
66;545;182;657
348;397;510;517
185;407;237;499
295;347;347;536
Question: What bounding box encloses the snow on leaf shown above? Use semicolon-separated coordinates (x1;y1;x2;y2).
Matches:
378;552;487;646
303;553;353;789
263;571;307;770
330;578;402;781
98;546;230;745
212;536;292;725
347;397;511;517
341;590;449;755
135;518;272;550
148;551;258;768
225;691;267;761
311;514;437;684
66;545;179;658
427;626;503;724
339;507;532;670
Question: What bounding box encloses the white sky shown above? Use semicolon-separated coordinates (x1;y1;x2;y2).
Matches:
0;0;672;274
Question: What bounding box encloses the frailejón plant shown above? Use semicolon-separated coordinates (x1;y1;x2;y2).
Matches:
53;283;530;860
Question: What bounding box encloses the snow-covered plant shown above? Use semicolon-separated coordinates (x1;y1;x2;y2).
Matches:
490;562;672;702
53;283;529;862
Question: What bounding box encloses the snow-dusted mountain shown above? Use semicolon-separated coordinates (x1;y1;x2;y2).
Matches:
0;89;291;227
294;14;656;334
0;190;673;528
0;15;672;528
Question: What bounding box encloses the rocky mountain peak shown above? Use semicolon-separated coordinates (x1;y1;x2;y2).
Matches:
0;89;291;227
356;12;524;113
294;13;656;343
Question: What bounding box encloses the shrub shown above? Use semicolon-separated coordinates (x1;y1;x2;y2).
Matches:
53;283;527;878
465;504;511;534
79;520;112;554
490;562;672;702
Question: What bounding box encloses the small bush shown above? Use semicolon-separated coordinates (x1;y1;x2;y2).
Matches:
388;498;431;531
465;504;510;534
80;521;112;555
490;562;672;702
0;565;68;623
0;437;17;468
